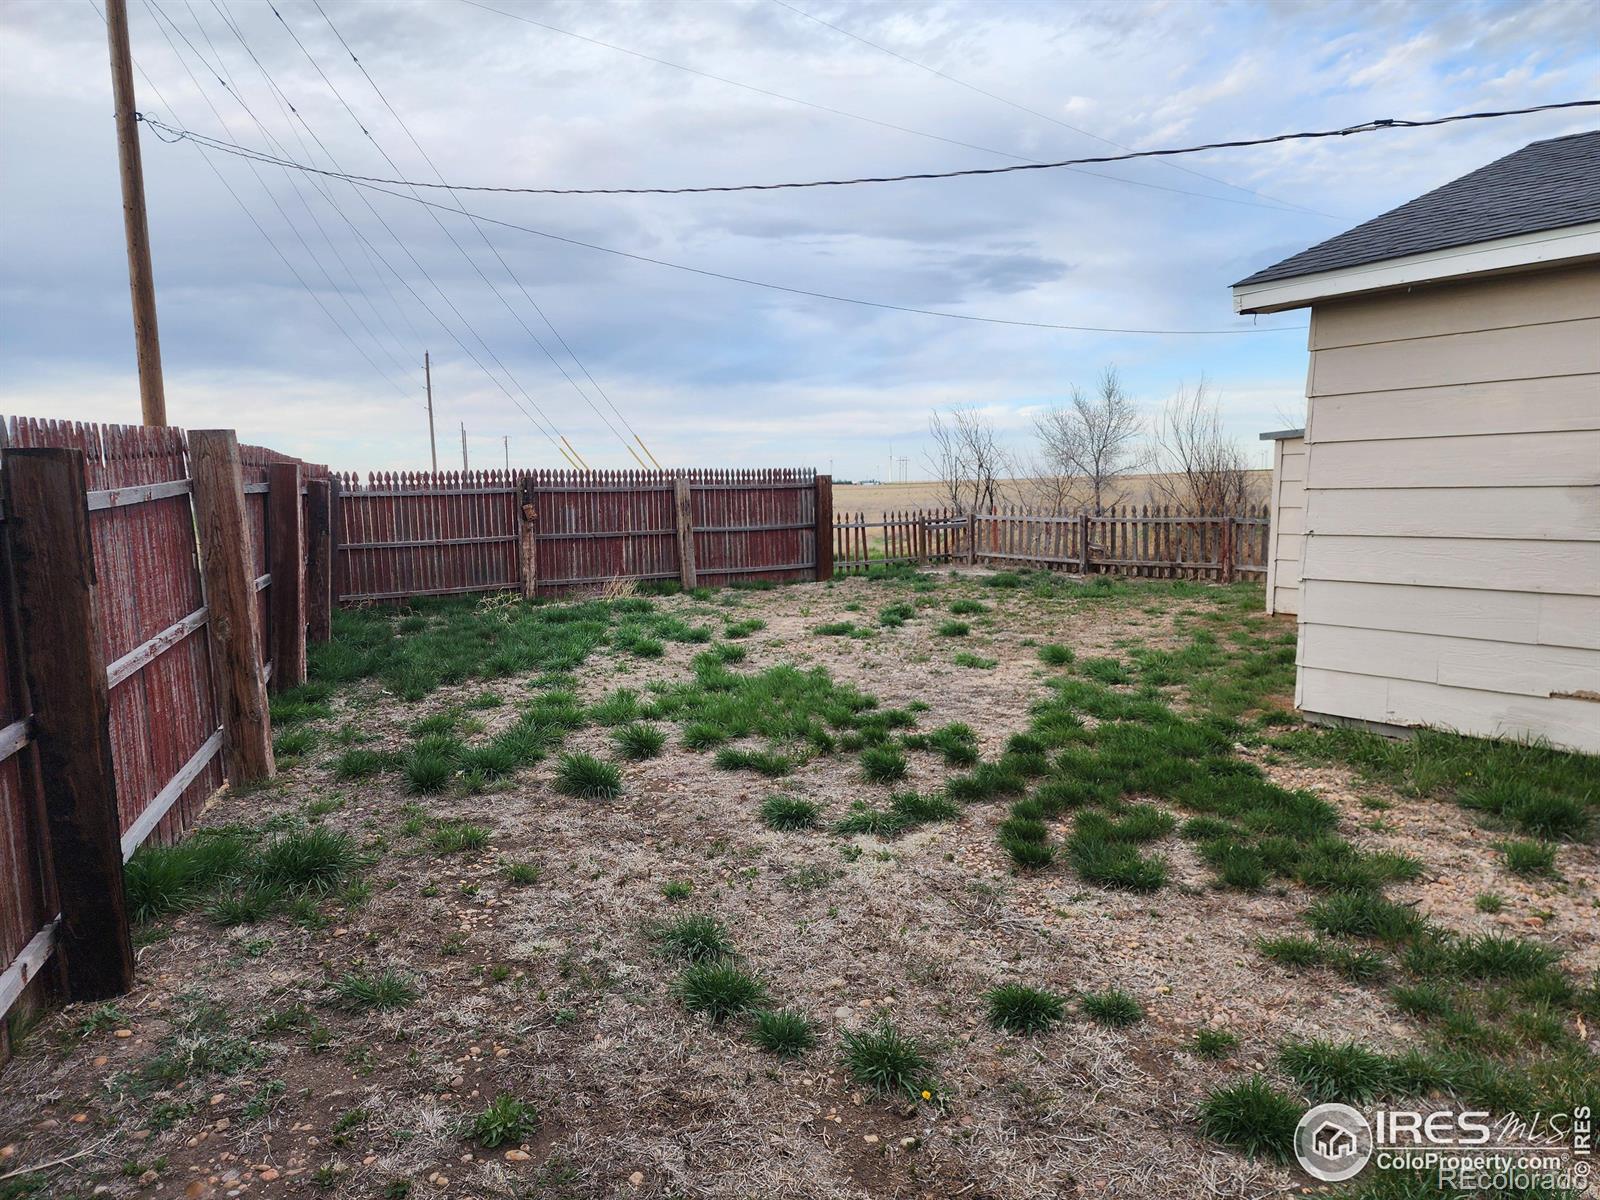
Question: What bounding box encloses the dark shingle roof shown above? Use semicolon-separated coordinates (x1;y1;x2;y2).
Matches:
1234;130;1600;287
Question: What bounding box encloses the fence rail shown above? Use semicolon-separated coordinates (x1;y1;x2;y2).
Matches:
832;504;1271;581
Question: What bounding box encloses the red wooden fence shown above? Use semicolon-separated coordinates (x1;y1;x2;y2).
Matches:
0;418;323;1051
834;505;1271;581
334;468;820;600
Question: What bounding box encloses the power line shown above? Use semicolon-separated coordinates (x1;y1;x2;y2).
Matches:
261;1;583;462
122;0;414;401
145;98;1600;197
300;175;1306;336
454;0;1307;215
311;0;659;468
767;0;1322;216
204;0;577;463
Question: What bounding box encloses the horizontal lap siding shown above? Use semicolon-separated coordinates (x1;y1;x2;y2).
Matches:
1266;436;1306;615
1297;265;1600;751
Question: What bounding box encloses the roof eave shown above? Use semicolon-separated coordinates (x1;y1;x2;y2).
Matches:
1231;220;1600;314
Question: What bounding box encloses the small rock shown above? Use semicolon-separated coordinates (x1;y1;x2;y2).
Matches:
504;1149;529;1162
258;1169;279;1182
114;1028;133;1039
629;1172;644;1186
863;1134;879;1144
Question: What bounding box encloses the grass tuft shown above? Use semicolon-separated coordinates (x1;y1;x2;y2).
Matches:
841;1020;934;1099
329;968;419;1012
985;984;1066;1034
752;1008;817;1056
613;723;667;761
554;753;622;800
1081;988;1143;1027
650;914;735;962
1196;1075;1299;1162
675;961;767;1021
760;794;819;831
469;1094;537;1148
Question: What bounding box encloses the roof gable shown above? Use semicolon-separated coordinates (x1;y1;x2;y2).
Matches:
1234;130;1600;288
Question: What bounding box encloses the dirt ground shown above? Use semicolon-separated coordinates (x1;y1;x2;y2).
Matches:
0;570;1593;1200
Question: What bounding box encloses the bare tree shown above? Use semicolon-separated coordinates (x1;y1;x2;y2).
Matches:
1033;366;1146;513
924;406;1010;514
1148;377;1252;515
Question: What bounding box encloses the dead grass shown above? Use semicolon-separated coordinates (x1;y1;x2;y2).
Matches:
1;569;1593;1200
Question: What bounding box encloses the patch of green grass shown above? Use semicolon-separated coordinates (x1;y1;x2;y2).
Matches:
650;914;735;962
124;831;251;923
1449;933;1561;981
985;572;1022;589
329;969;419;1012
675;961;768;1021
1278;1038;1393;1104
925;723;979;767
254;828;359;895
1193;1028;1239;1060
661;880;694;901
1078;657;1131;685
501;862;540;886
1305;892;1424;943
948;599;987;615
760;794;819;831
1196;1075;1299;1162
430;821;491;855
613;722;667;761
1497;839;1559;877
1081;988;1143;1027
861;745;908;783
935;620;970;637
333;748;391;779
1474;892;1506;914
724;618;765;639
403;748;455;794
751;1009;817;1056
274;728;318;759
952;652;997;669
1038;644;1074;666
986;984;1066;1034
841;1020;934;1099
554;753;622;799
714;747;795;777
206;883;283;927
589;688;642;726
469;1094;537;1148
815;621;863;637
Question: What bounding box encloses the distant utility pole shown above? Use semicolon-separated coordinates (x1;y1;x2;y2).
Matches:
424;352;438;475
502;436;509;472
106;0;166;426
460;422;468;471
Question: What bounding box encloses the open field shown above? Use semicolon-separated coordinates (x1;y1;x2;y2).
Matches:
1;571;1595;1199
834;473;1272;521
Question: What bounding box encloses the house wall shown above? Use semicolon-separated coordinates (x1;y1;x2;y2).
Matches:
1264;434;1306;615
1297;262;1600;754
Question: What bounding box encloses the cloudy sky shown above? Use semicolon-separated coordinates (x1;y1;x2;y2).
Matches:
1;0;1595;478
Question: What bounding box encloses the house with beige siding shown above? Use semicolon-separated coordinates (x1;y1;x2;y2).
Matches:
1232;130;1600;755
1260;428;1306;616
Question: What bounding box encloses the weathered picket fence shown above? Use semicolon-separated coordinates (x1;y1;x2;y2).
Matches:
833;504;1271;581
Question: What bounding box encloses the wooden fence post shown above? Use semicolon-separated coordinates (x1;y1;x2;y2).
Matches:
267;461;305;690
519;474;539;600
813;474;833;581
189;430;275;784
305;478;332;644
1;448;135;1002
965;512;975;565
1222;516;1236;584
673;476;698;589
1079;512;1092;574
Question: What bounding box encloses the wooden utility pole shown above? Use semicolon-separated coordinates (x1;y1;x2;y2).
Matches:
105;0;167;426
503;436;509;472
424;352;438;475
460;423;468;471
